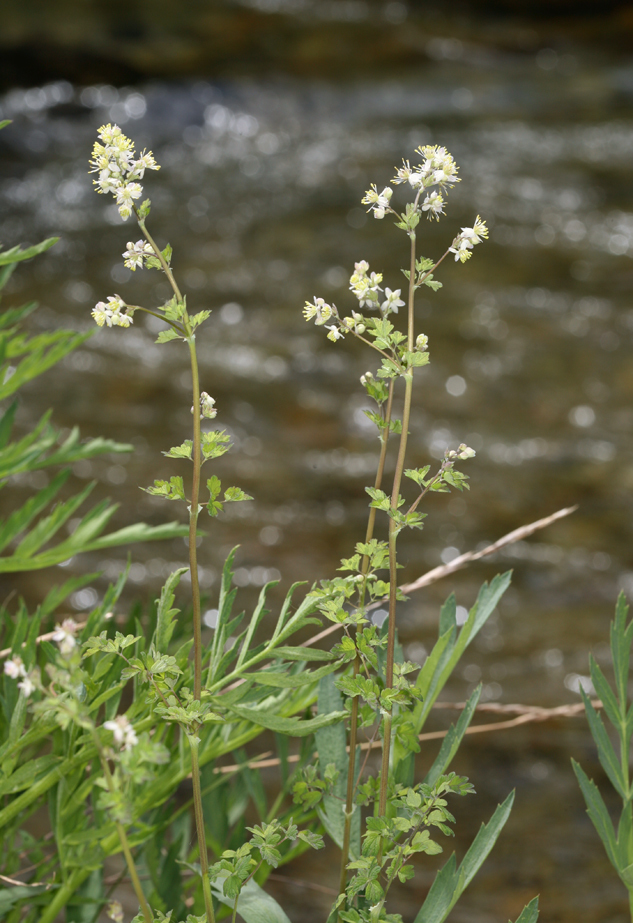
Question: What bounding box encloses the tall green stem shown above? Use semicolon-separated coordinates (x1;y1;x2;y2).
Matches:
138;211;212;921
378;229;417;820
338;381;395;904
190;736;216;923
187;336;203;701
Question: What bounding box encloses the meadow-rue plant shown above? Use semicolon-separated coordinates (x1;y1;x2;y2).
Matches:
0;121;542;923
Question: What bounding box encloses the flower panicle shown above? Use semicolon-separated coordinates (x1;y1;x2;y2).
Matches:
89;123;160;220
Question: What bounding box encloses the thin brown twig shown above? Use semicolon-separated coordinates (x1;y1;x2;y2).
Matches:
213;699;601;774
301;505;578;647
268;872;339;897
0;507;577;661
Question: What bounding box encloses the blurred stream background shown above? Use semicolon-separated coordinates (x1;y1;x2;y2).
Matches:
3;0;633;919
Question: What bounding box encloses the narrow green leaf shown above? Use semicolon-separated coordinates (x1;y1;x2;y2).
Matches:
315;674;360;858
424;685;482;786
413;854;459;923
228;704;347;736
153;568;188;652
0;884;54;913
457;790;515;891
271;646;336;662
572;759;619;869
511;896;539;923
0;469;70;553
0;400;17;448
580;688;628;800
236;582;275;670
588;656;621;729
0;237;58;266
612;591;632;707
439;592;457;637
247;660;340;689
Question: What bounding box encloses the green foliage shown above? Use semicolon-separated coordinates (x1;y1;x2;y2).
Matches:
573;591;633;902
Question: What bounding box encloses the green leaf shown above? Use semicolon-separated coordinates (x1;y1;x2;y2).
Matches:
271;646;336;662
156;328;181;343
0;237;58;266
588;656;620;729
224;487;253;502
211;872;291;923
0;884;54;914
580;688;628;800
571;759;619;870
227;704;346;737
439;593;457;637
0;520;189;572
153;568;188;652
190;310;211;329
315;674;361;858
414;791;515;923
425;685;481;786
511;897;539;923
163;441;193;459
612;591;633;707
0;119;11;131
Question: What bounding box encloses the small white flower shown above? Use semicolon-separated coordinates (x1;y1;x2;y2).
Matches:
115;182;142;220
198;392;217;419
361;185;392;218
360;371;373;386
17;674;36;697
4;656;26;679
123;239;154;270
392;160;413;185
421;191;445;220
325;325;344;342
381;288;405;314
104;715;138;750
92;295;130;329
416;333;429;351
52;618;79;657
303;297;333;325
407;171;424;189
457;444;476;459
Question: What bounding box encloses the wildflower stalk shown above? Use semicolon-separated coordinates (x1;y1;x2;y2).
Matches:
338;380;394;900
131;206;213;923
377;226;417;821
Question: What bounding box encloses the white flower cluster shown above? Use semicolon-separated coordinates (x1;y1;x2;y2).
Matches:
361;184;393;220
89;123;159;220
4;656;36;697
449;216;489;263
91;295;133;328
392;145;460;192
303;297;333;325
192;391;218;419
52;618;80;657
349;261;383;309
447;443;476;460
103;714;138;751
123;239;155;271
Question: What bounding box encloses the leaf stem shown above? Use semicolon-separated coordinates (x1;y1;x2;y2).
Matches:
137;212;183;303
